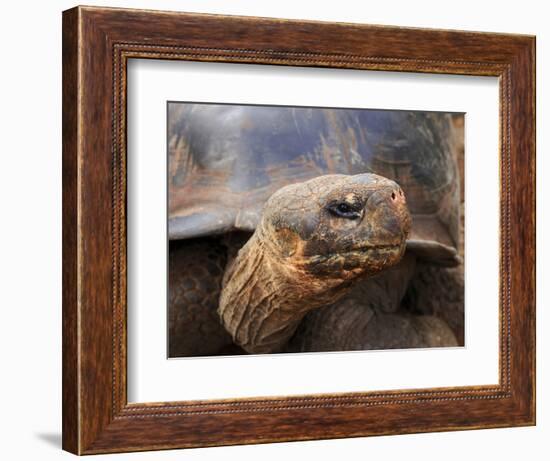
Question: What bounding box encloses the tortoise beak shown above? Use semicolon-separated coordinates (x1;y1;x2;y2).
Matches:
364;185;411;242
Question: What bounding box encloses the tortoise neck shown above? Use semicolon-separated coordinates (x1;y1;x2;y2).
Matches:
218;228;350;354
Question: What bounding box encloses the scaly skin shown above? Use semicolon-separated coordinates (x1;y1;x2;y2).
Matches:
168;238;235;357
287;254;458;352
219;174;411;353
403;260;465;345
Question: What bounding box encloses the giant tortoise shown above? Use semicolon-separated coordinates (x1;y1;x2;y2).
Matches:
168;104;464;357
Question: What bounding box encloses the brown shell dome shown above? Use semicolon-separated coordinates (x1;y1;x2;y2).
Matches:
168;103;462;266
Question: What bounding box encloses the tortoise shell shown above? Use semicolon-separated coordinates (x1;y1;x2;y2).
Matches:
168;103;462;265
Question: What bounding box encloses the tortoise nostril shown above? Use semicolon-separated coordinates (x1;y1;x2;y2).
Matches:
391;192;396;200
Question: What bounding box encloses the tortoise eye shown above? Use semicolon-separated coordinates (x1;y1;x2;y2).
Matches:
328;202;362;220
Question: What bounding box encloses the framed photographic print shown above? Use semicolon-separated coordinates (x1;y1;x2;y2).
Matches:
62;5;535;454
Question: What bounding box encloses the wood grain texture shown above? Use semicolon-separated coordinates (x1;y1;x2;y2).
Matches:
62;7;79;454
62;5;536;455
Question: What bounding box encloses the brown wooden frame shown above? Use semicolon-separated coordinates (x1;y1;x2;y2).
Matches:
62;5;536;455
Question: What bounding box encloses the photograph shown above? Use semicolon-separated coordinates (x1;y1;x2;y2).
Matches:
167;103;465;358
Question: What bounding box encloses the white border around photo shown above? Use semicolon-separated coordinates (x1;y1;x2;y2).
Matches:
126;59;500;403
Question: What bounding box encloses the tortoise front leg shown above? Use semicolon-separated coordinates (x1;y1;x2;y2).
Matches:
288;304;457;352
168;238;237;357
403;261;465;345
287;254;458;352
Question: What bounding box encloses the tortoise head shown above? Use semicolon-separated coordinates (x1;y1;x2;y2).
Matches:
259;173;411;281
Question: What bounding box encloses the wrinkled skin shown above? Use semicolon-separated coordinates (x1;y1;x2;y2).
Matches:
287;253;459;352
218;173;411;353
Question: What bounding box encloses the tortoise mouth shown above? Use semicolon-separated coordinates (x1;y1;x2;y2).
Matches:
335;241;405;256
303;242;404;265
346;243;402;253
299;241;405;278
